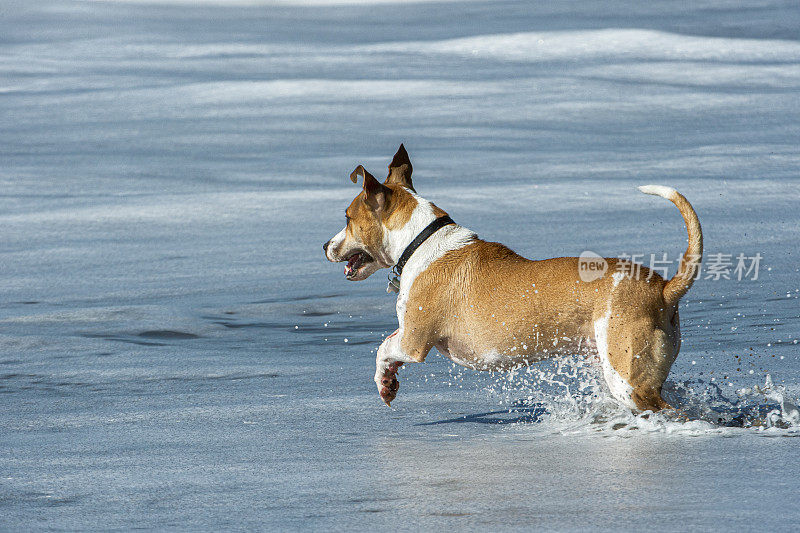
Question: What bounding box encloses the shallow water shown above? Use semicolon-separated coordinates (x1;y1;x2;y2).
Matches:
2;0;800;530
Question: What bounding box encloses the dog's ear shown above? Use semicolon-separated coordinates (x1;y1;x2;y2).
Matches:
350;165;390;210
385;143;414;192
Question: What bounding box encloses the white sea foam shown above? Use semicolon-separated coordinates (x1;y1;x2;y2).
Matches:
366;29;800;64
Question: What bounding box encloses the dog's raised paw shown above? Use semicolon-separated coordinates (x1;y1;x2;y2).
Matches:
377;362;403;406
379;375;399;406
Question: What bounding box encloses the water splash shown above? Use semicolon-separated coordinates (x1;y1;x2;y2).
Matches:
444;353;800;436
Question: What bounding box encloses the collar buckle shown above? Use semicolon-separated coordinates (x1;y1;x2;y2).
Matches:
386;273;400;294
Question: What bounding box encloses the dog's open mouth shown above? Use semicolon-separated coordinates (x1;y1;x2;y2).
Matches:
344;251;374;279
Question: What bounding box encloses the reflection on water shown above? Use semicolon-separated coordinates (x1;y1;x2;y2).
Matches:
416;402;548;426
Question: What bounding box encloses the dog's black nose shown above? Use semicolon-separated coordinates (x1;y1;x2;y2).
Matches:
323;241;329;253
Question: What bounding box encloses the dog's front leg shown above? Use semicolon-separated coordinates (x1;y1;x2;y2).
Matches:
375;329;430;406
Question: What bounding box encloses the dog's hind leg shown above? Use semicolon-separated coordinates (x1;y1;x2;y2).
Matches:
594;312;677;411
628;323;679;411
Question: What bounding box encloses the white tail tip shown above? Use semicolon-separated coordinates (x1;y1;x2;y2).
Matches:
638;185;677;199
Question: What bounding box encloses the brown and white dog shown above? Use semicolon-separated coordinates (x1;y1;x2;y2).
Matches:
323;145;702;411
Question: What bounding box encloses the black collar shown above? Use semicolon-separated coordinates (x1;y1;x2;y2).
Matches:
393;215;455;277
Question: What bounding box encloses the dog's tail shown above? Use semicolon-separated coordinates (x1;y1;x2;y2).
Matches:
638;185;703;307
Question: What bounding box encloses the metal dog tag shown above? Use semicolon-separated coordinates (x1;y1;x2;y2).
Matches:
387;275;400;294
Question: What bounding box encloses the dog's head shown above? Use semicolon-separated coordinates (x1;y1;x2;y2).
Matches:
323;144;430;281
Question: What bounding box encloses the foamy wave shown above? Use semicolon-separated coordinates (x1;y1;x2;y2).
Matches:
367;29;800;64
